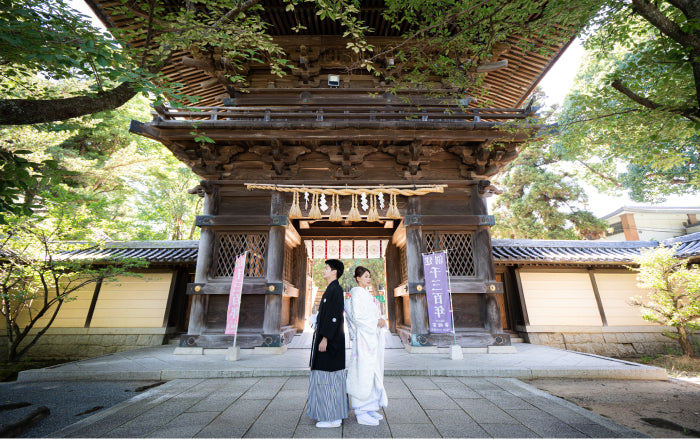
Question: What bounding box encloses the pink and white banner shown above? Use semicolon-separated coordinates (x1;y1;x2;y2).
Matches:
225;252;247;335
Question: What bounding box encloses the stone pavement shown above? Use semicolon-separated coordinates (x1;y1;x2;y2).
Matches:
50;376;646;438
18;337;667;382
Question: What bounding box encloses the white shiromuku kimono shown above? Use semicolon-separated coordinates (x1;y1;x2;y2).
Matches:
345;286;388;415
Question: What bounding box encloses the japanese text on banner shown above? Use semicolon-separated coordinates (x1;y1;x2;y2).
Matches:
422;251;453;333
225;253;247;335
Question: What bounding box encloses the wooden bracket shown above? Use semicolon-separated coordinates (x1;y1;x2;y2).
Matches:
404;215;422;226
477;215;495;226
270;215;288;226
195;215;213;226
408;282;426;295
265;282;284;294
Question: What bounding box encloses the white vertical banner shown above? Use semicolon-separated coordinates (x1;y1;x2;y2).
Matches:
327;239;340;259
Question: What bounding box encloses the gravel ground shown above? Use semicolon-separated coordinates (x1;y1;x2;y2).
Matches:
0;380;161;438
529;377;700;438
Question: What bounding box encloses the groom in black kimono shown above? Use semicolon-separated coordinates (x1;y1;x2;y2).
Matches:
305;259;348;428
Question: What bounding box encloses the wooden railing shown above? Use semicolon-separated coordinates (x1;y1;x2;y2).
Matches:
152;105;536;123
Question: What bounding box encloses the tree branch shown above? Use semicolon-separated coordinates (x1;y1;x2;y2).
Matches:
631;0;700;51
215;0;264;29
0;81;138;126
611;79;700;122
664;0;700;23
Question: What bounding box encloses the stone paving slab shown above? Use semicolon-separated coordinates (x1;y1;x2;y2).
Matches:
18;341;667;382
50;377;648;438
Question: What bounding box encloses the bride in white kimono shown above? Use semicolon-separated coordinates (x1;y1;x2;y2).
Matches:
345;266;388;426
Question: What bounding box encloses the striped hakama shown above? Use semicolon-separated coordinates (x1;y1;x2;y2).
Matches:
305;369;349;422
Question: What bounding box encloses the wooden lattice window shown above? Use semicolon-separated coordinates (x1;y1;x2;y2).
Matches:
283;245;294;283
215;232;267;277
424;232;476;277
399;245;408;283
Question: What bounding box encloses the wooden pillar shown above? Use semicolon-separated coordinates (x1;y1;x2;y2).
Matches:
621;213;640;241
294;244;308;331
405;197;430;345
262;192;286;346
187;185;217;335
384;242;400;333
471;181;503;335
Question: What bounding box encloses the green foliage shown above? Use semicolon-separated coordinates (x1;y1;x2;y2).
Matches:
377;0;599;101
0;0;128;96
631;245;700;356
553;0;700;202
491;143;608;239
0;86;202;241
311;258;386;295
0;213;147;362
131;163;202;241
0;148;60;223
492;87;607;240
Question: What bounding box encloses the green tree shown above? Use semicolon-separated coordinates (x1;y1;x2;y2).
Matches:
491;145;608;239
492;87;608;239
131;162;202;241
0;213;146;362
311;258;386;295
631;245;700;357
0;89;202;240
554;0;700;202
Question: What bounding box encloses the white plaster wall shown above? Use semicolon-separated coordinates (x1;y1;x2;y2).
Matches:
593;271;654;326
91;272;174;328
518;270;603;326
634;212;687;241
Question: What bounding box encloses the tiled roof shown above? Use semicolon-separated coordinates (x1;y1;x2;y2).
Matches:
665;232;700;259
491;239;652;264
56;241;199;264
56;234;700;265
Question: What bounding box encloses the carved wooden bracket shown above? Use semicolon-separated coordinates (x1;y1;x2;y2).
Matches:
381;140;440;176
251;141;311;176
318;142;377;177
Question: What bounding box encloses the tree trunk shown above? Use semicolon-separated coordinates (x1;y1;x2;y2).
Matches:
0;82;138;126
677;326;696;357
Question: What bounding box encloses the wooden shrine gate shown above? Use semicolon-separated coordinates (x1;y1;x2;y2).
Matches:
179;181;510;349
110;1;573;351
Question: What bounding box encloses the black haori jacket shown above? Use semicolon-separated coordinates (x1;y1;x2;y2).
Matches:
310;279;346;372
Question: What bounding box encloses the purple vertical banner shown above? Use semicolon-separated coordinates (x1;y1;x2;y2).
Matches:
422;251;453;333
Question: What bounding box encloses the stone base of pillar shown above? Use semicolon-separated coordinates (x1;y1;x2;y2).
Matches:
397;327;512;348
261;333;285;347
180;333;261;349
409;333;432;346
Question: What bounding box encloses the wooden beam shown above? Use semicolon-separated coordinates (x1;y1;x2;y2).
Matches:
195;215;272;226
299;227;395;238
143;126;533;142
